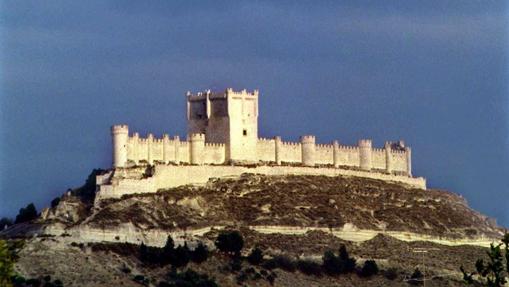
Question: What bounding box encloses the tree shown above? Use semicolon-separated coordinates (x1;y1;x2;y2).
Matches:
14;203;38;224
247;247;264;265
215;231;244;256
139;242;149;263
502;233;509;276
338;245;356;273
461;232;509;287
191;243;208;264
359;260;379;277
322;250;341;275
162;236;175;264
0;240;14;287
170;244;190;268
50;197;61;209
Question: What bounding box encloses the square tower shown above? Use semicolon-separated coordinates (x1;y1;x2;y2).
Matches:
187;88;259;163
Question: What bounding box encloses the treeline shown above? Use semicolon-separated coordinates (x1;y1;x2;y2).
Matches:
124;230;398;286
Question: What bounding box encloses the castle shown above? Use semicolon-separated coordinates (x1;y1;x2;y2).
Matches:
99;88;425;201
112;88;412;174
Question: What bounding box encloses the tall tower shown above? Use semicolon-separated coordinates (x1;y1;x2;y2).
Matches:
111;125;129;168
186;88;259;163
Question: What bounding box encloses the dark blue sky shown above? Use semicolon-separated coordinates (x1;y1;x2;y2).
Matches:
1;1;508;226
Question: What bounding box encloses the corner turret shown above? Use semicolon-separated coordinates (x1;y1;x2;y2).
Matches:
111;125;129;168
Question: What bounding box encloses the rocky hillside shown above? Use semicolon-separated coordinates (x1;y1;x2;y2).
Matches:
50;173;500;240
2;172;506;286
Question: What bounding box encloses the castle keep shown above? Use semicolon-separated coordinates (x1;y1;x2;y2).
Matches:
112;88;412;175
101;88;425;201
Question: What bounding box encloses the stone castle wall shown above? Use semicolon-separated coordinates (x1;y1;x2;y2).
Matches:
95;164;427;201
115;127;411;176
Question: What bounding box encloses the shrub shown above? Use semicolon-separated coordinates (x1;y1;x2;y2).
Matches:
191;243;208;264
25;278;42;286
120;265;131;274
297;259;322;276
383;267;398;280
247;247;263;265
273;255;296;272
322;250;341;275
408;268;423;285
215;231;244;256
261;258;277;270
133;275;149;285
460;233;509;286
0;240;14;286
15;203;38;224
11;275;26;285
359;260;379;277
165;269;218;287
50;197;61;209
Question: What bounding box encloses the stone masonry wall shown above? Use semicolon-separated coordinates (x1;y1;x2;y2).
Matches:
122;132;410;174
96;164;426;201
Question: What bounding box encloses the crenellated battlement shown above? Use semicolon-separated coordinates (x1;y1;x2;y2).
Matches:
258;137;274;142
188;133;205;141
225;88;259;98
358;139;373;147
111;124;128;134
316;144;333;149
300;135;316;142
111;87;419;184
204;142;225;148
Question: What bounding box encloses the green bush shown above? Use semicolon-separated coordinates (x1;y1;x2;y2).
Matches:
408;268;423;285
0;240;14;286
322;250;341;275
273;255;296;272
191;243;208;264
50;197;61;209
15;203;38;224
216;231;243;255
261;258;277;270
164;269;218;287
297;259;322;276
215;231;244;256
359;260;378;277
461;232;509;287
247;247;263;265
25;278;42;286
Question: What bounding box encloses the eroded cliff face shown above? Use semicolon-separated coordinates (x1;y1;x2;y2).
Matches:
30;173;502;246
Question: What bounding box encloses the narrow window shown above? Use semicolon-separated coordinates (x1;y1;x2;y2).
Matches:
243;129;247;136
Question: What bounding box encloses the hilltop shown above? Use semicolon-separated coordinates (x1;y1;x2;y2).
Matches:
1;173;505;286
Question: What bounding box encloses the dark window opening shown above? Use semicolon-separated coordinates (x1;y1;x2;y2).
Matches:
243;129;247;136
